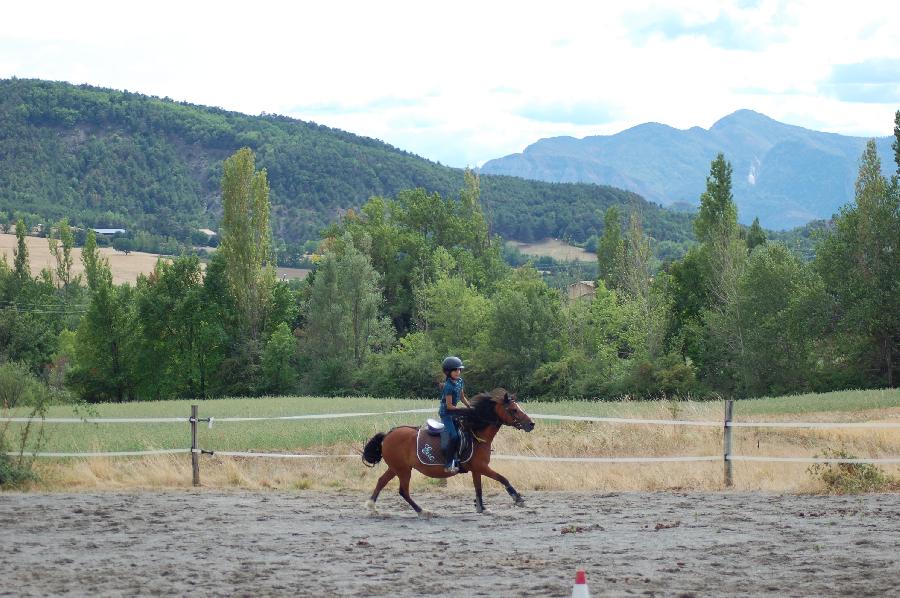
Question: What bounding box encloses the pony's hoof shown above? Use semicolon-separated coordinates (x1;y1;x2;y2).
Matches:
514;497;526;507
477;508;492;515
418;509;435;519
365;499;378;515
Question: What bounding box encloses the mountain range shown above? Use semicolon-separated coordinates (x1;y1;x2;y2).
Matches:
480;110;895;230
0;78;693;250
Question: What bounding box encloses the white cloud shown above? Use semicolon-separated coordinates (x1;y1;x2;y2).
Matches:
1;0;898;167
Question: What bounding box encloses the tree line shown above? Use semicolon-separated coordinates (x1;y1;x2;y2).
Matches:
2;112;898;403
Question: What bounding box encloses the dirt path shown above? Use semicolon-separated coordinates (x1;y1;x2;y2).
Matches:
2;490;898;597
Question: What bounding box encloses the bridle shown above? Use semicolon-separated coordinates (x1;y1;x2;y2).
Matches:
500;399;528;430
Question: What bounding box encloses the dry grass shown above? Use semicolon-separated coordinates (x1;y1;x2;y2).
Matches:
507;238;596;262
0;233;166;285
22;400;900;494
0;234;310;283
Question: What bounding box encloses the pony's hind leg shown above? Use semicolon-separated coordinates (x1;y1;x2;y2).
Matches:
472;472;488;514
398;469;432;518
366;469;397;514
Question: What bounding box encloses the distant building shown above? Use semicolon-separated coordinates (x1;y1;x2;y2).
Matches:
197;228;217;237
92;228;127;236
567;280;596;301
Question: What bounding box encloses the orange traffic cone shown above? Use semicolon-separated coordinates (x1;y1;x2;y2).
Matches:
571;569;590;598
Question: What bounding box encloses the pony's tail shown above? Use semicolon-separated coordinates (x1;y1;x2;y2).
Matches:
362;432;387;466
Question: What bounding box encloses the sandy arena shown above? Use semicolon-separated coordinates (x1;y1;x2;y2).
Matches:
2;490;899;597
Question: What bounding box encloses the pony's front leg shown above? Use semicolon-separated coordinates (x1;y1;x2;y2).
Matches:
398;469;433;518
472;472;487;513
481;465;525;506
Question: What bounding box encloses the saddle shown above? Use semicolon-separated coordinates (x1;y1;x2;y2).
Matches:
416;420;474;468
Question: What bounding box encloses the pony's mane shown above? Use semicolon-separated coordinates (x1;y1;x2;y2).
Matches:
467;388;510;429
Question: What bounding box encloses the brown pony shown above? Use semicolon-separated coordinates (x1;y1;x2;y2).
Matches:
361;388;535;517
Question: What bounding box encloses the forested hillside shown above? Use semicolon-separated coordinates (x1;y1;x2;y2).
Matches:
0;78;694;255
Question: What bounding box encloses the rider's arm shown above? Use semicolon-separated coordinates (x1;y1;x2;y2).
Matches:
445;393;458;412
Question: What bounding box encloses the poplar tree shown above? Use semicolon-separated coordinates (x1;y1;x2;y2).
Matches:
597;205;624;290
48;218;80;293
219;148;275;343
12;219;29;281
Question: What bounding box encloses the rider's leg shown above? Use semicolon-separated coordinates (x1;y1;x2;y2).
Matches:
441;416;459;472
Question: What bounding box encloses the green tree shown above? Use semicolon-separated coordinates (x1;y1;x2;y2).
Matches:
693;154;748;394
734;243;827;395
597;205;624;290
134;256;211;399
70;281;138;402
13;219;29;281
484;268;563;392
81;230;106;292
694;154;737;244
745;217;767;252
419;272;491;361
893;109;900;178
48;218;79;291
300;234;389;392
262;322;298;394
219;147;275;343
68;229;138;402
816;139;900;387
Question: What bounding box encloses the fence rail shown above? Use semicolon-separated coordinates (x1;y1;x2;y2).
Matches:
5;401;900;487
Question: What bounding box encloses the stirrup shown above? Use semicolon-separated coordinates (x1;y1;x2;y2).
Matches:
444;461;458;473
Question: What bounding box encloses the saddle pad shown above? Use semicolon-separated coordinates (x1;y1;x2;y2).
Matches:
416;427;474;467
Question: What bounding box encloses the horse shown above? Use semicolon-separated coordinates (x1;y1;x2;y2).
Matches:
361;388;535;517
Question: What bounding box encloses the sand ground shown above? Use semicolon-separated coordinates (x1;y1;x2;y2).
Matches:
2;490;898;597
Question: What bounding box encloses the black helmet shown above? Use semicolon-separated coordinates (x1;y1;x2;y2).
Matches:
442;356;464;374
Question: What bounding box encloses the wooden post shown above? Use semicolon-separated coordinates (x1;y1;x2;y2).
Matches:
191;404;200;487
723;399;734;488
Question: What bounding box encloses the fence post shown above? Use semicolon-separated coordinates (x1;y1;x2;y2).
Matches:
191;404;200;487
723;399;734;488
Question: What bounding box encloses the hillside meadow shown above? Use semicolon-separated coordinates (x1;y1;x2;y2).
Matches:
5;388;899;494
0;233;309;283
507;237;597;262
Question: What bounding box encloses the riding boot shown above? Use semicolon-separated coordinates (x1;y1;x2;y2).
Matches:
444;437;459;473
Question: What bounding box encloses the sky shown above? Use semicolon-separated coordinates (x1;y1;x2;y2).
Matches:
2;0;899;168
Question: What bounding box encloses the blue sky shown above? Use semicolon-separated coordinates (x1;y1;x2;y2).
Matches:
2;0;898;167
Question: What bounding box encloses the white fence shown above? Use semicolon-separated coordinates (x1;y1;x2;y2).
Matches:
4;400;900;486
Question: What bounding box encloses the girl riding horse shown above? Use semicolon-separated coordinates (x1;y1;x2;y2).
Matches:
362;388;535;517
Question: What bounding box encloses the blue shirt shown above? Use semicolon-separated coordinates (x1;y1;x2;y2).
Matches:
438;378;464;417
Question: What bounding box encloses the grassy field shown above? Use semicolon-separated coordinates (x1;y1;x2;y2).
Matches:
5;388;900;493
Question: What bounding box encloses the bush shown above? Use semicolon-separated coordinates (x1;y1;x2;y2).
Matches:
0;361;51;488
807;447;900;494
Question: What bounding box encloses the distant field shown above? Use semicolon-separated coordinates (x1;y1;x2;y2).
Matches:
0;234;308;284
507;238;596;262
8;388;900;492
1;232;167;285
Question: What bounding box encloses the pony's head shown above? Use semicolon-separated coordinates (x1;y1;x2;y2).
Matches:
471;388;535;432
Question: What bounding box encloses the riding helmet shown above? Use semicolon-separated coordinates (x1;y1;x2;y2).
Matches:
442;356;464;374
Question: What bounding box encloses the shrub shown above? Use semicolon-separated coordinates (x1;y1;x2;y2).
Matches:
0;361;52;488
807;447;900;494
